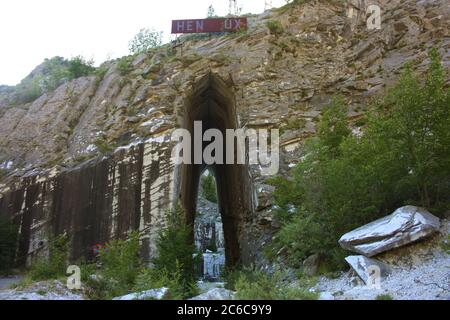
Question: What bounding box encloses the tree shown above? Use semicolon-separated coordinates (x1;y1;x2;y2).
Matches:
201;173;218;203
153;204;200;297
207;4;216;17
266;49;450;269
129;28;163;54
382;48;450;207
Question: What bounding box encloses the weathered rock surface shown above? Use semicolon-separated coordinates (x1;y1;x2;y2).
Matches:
345;255;392;285
195;196;224;252
339;206;441;257
203;250;226;281
0;0;448;267
190;288;235;300
113;287;168;300
302;254;321;276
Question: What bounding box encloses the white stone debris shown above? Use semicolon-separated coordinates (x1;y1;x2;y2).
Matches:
339;206;441;257
190;288;235;300
112;287;168;300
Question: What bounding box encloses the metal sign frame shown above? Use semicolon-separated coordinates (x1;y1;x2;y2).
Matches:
171;17;248;34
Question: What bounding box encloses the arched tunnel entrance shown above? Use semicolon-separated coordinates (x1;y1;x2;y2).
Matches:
178;72;253;269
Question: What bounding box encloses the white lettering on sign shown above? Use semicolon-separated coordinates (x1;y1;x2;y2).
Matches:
187;20;193;31
172;18;247;34
224;19;243;30
177;21;184;33
225;19;232;30
196;20;204;32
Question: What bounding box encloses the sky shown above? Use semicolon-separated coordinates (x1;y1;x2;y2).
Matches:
0;0;286;86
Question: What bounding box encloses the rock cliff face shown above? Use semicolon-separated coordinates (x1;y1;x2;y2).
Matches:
0;0;449;267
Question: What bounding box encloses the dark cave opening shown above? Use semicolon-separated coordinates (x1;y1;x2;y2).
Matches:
178;73;252;268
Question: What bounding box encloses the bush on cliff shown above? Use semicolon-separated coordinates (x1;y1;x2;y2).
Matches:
267;48;450;269
266;20;284;36
12;56;96;105
29;234;69;281
129;28;163;54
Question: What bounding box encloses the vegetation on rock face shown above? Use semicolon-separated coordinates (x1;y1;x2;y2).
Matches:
29;234;69;281
266;20;284;36
12;56;96;105
116;56;133;75
129;28;163;55
0;218;18;275
267;49;450;269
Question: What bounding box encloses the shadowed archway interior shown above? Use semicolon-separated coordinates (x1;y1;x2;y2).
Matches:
179;72;253;267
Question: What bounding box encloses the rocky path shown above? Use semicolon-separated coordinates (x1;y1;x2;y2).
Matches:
0;276;23;290
0;280;84;300
315;219;450;300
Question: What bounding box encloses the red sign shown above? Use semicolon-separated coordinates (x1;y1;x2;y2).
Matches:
171;18;248;34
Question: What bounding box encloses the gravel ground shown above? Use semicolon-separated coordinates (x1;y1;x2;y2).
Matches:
316;251;449;300
0;276;23;290
315;220;450;300
0;280;84;300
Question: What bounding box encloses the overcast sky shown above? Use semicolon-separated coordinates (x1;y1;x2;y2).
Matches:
0;0;286;86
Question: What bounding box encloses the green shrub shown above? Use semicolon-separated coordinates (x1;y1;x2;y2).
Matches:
12;55;96;105
223;267;260;291
117;56;134;75
14;77;43;104
79;261;97;283
134;264;198;300
234;269;318;300
129;28;163;54
29;234;69;281
82;225;199;300
152;204;201;299
93;137;115;154
96;232;141;298
0;218;18;274
67;56;95;79
266;20;284;36
134;267;170;292
42;56;94;91
267;48;450;269
95;64;109;82
201;173;218;203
